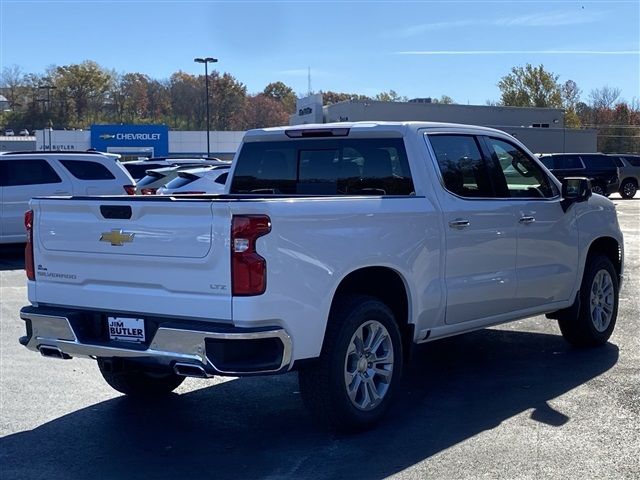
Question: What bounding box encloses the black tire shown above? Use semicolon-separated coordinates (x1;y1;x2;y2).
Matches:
298;294;403;433
97;358;184;397
591;184;606;196
558;255;619;347
619;179;638;199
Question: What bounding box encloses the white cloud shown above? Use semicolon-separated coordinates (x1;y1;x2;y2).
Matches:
495;11;603;27
390;10;604;38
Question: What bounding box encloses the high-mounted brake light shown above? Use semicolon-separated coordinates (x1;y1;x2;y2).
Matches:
231;215;271;296
285;128;350;138
123;185;136;195
24;210;35;281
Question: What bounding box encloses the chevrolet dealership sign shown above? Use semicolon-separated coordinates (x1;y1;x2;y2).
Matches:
91;124;169;156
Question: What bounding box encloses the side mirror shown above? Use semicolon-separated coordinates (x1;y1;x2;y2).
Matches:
562;177;591;208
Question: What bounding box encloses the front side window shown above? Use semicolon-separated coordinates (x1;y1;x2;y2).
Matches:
60;160;116;180
556;155;583;169
230;138;414;195
486;138;557;198
1;159;62;186
428;134;494;198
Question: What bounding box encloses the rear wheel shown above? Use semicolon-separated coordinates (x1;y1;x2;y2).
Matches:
97;358;184;397
298;295;403;432
558;255;619;347
619;179;638;199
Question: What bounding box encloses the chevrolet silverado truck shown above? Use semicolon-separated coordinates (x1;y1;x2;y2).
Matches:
19;122;624;432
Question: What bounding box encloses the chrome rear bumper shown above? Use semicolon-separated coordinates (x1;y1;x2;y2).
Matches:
20;307;292;376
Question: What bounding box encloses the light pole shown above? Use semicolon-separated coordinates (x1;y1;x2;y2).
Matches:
38;84;56;150
194;57;218;157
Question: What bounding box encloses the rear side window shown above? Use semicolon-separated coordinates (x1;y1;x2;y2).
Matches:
230;138;414;195
428;135;494;198
0;159;62;186
624;156;640;167
579;154;617;169
214;172;228;185
60;160;115;180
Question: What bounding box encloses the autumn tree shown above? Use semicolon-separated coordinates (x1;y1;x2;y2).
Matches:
0;65;25;110
263;81;297;113
498;64;562;108
321;91;371;105
561;80;582;127
240;94;289;129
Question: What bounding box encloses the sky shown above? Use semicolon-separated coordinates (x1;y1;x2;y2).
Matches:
1;0;639;105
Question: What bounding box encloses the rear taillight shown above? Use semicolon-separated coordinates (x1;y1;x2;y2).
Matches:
140;187;158;195
24;210;35;281
123;185;136;195
231;215;271;296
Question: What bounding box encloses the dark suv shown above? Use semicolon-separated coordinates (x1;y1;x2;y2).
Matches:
538;153;620;197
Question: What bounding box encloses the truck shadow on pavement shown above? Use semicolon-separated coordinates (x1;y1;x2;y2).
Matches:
0;329;618;480
0;244;25;271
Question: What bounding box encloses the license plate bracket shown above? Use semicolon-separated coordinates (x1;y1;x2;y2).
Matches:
107;316;145;343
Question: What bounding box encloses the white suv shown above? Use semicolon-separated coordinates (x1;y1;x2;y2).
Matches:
0;151;135;244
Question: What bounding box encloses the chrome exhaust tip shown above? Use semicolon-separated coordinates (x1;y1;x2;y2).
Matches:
173;362;208;378
38;345;70;359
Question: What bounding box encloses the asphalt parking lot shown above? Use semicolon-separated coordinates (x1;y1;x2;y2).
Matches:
1;197;638;480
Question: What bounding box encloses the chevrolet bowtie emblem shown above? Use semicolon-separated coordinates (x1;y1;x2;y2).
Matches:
100;229;135;246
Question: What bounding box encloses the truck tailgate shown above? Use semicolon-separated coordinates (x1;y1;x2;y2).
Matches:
30;198;233;321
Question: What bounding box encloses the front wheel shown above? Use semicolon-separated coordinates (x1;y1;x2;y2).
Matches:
619;179;638;199
97;358;185;397
558;255;619;347
298;295;403;432
591;184;606;196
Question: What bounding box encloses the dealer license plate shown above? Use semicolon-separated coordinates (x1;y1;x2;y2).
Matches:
108;316;145;343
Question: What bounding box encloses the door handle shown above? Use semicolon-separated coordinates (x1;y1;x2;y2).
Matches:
519;216;536;224
449;219;470;229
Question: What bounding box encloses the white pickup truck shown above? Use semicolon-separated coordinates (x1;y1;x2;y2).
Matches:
20;122;624;431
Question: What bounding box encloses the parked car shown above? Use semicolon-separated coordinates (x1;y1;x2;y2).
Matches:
0;151;135;243
123;158;229;180
4;129;14;136
608;154;640;199
538;153;620;196
19;129;30;136
134;165;225;195
157;166;230;194
19;122;623;432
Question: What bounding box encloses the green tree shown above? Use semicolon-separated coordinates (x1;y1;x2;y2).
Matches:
374;89;408;102
263;81;297;113
52;61;113;126
561;80;582;128
210;72;247;130
498;64;562;108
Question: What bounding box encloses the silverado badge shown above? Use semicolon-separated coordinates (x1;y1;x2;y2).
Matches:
100;229;135;246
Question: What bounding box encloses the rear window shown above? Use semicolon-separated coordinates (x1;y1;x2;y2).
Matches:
137;171;165;187
60;160;115;180
230;138;414;195
165;173;197;190
124;162;165;180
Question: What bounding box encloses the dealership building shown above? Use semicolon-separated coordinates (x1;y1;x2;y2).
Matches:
290;94;597;153
25;124;244;161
